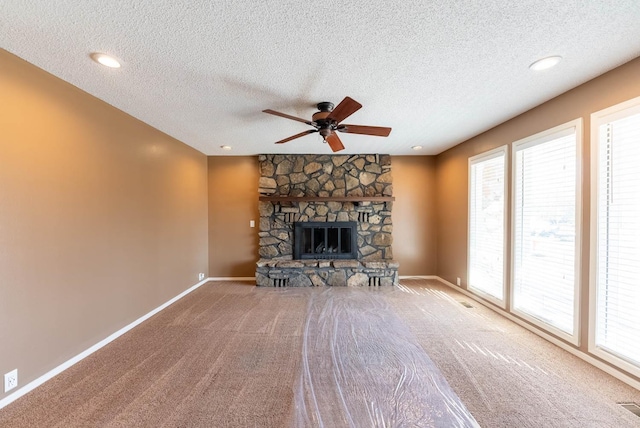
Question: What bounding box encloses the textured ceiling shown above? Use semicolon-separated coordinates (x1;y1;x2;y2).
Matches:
3;1;640;155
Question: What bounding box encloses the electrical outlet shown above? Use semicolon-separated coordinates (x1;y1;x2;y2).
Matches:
250;220;255;228
456;277;461;286
198;273;205;281
4;369;18;393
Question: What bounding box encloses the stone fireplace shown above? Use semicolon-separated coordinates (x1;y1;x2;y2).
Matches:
255;154;399;287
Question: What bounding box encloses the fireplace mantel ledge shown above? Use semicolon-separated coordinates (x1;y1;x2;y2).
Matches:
258;196;394;204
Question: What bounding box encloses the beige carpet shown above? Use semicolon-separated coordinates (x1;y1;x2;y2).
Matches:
393;279;640;427
0;279;639;427
293;286;478;426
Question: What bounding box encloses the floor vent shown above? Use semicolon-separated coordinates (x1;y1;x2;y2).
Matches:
618;402;640;417
272;278;289;287
459;301;474;308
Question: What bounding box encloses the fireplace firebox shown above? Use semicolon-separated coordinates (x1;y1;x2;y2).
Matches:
294;222;358;259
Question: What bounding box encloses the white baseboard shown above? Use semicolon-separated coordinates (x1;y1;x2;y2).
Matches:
208;277;255;281
399;275;439;280
433;276;640;392
0;278;211;410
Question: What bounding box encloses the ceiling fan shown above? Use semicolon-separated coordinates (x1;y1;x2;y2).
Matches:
263;97;392;152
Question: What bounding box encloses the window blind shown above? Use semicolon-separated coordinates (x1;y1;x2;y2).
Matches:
594;109;640;367
513;126;578;338
469;149;506;302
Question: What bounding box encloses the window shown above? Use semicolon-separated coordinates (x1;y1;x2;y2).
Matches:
511;119;582;344
468;146;507;305
590;97;640;377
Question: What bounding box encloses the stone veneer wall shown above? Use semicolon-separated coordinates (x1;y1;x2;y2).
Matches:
256;154;398;287
257;154;393;261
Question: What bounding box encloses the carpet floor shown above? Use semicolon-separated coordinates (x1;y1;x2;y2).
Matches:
0;279;639;427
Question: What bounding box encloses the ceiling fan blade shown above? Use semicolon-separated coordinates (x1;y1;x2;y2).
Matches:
263;109;314;126
275;129;317;145
325;132;345;152
337;124;392;137
326;97;362;123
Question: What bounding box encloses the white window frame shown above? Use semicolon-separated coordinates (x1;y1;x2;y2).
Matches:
510;118;583;346
589;96;640;378
467;145;508;308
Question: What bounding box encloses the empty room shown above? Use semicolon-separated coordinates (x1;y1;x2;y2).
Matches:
3;2;640;427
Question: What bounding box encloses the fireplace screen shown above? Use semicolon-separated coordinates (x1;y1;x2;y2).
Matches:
294;222;357;259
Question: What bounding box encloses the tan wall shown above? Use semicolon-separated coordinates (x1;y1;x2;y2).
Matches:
392;156;437;275
208;156;259;277
435;56;640;371
207;155;437;278
0;49;209;399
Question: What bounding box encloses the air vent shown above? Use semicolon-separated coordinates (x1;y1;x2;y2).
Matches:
459;301;474;308
272;278;289;287
369;277;381;286
618;402;640;417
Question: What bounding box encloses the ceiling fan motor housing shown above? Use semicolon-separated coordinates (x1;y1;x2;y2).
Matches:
313;101;336;135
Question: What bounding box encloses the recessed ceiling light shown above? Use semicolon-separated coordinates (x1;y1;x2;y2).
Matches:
221;145;232;150
412;145;423;150
529;56;562;71
90;52;121;68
